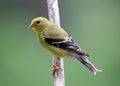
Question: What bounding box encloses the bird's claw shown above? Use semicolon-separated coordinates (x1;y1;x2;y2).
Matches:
51;61;62;77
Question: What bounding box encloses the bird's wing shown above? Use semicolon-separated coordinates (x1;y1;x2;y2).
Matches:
43;36;90;56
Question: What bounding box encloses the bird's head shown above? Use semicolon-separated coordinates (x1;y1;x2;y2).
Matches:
28;17;50;32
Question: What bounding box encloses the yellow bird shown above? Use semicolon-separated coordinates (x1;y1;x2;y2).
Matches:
28;17;101;75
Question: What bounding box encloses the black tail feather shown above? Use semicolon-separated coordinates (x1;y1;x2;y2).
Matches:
77;55;102;75
69;52;102;75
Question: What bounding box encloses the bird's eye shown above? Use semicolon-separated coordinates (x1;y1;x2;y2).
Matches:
36;21;40;24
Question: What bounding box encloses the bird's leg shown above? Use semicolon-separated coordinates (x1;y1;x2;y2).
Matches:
51;59;62;77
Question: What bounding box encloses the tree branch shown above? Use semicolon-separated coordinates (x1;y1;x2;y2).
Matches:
46;0;65;86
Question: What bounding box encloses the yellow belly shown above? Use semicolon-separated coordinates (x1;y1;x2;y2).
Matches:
48;45;68;57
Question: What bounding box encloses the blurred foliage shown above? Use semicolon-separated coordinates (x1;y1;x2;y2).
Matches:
0;0;120;86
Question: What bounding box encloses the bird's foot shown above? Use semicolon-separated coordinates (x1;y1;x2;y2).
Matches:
51;61;62;77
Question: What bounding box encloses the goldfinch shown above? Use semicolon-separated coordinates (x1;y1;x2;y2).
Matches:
28;17;101;75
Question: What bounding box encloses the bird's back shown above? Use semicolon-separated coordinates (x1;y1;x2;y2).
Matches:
43;24;69;39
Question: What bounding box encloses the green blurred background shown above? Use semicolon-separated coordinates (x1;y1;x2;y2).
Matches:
0;0;120;86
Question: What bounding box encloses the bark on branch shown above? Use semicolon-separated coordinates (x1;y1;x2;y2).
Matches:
46;0;65;86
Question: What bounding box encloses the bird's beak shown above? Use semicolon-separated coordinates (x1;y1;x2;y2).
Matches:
28;24;35;29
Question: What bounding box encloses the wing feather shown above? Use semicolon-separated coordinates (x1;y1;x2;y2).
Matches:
44;36;90;56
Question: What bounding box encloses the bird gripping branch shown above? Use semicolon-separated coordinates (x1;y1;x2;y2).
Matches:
28;17;102;76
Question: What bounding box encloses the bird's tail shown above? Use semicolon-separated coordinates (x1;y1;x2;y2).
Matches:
77;55;102;75
69;53;102;75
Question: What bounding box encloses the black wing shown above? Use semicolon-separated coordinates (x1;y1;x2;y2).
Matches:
44;36;90;56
